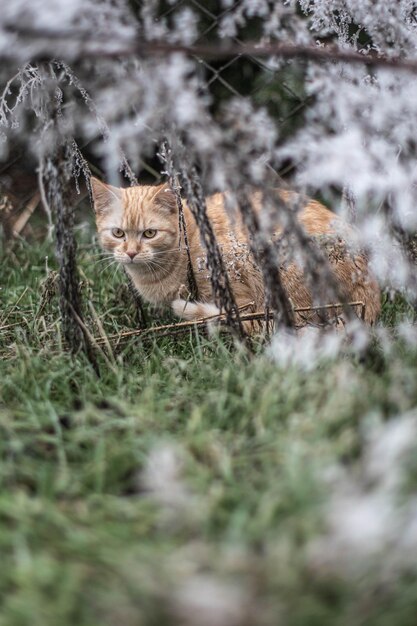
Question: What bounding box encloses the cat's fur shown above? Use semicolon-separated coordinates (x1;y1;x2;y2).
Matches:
91;178;380;327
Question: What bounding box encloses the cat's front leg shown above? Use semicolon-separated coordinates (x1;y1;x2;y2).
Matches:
171;299;221;322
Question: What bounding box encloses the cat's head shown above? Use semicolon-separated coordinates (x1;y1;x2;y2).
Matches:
91;178;179;266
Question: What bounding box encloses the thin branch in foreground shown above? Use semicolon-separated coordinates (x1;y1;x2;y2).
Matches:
6;25;417;73
91;300;365;349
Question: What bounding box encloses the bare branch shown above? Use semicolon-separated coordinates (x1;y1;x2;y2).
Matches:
6;25;417;72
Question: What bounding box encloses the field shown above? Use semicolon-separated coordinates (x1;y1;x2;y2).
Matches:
1;232;417;626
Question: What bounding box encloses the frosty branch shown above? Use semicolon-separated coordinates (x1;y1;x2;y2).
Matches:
5;24;417;73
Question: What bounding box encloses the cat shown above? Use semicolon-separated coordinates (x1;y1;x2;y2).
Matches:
91;177;380;329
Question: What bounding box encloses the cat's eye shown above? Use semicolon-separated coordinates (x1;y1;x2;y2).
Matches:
112;228;125;238
143;229;157;239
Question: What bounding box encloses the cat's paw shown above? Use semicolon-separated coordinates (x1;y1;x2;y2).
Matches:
172;298;191;319
171;299;220;321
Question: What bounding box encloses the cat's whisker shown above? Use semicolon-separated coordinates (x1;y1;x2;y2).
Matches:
90;250;112;255
146;257;175;276
101;255;118;264
142;259;168;290
146;255;168;267
93;257;117;263
110;264;122;282
89;251;116;258
93;256;117;265
148;248;187;256
99;260;119;273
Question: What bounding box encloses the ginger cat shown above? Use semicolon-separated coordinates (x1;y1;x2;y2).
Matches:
91;178;380;328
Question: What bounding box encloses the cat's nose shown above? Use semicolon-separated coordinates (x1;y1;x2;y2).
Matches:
127;251;137;260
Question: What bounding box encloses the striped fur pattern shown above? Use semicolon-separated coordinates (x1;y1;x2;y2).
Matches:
91;178;381;329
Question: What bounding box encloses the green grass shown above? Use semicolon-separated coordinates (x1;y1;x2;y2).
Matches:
1;234;417;625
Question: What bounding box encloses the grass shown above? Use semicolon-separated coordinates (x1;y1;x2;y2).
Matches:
1;231;417;625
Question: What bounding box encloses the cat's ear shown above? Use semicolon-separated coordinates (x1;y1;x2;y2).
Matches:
90;177;122;215
152;184;177;213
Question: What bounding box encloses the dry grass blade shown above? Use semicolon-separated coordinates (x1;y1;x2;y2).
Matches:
87;300;116;365
68;303;112;374
11;192;40;236
0;321;25;331
90;300;365;348
0;286;29;326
